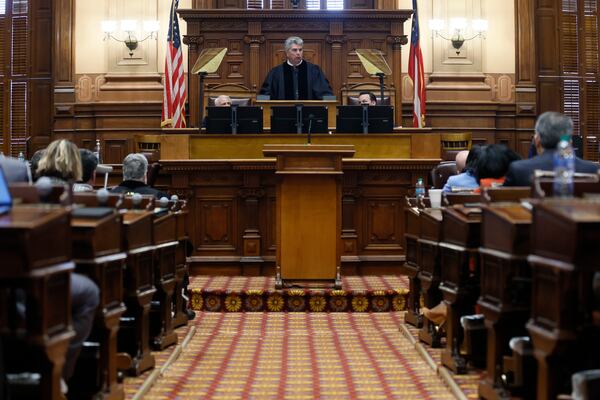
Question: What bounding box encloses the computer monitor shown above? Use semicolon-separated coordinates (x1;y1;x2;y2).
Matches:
205;105;263;134
336;105;394;134
270;105;328;134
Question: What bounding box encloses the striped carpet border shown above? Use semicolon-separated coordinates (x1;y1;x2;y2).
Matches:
189;275;410;312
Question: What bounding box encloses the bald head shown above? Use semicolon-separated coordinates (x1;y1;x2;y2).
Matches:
455;151;469;172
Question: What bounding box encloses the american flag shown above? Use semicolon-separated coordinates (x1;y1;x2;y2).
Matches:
162;0;186;128
408;0;426;128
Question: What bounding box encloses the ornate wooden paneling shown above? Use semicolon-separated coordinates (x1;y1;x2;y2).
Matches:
158;159;438;275
179;9;411;127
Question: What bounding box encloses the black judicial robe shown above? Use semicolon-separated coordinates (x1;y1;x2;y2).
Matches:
259;61;333;100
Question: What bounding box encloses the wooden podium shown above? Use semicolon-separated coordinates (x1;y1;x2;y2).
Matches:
263;144;355;288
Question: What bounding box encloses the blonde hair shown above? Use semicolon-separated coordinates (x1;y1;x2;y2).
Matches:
37;139;82;181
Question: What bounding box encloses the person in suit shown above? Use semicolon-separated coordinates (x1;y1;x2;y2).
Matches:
476;144;521;188
358;91;377;106
504;111;599;186
0;154;29;183
73;149;98;192
259;36;333;100
111;153;168;199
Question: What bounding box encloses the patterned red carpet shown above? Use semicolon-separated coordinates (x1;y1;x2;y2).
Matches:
140;312;456;399
401;322;484;399
189;275;410;312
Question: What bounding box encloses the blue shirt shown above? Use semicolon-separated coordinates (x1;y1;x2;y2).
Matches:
443;171;479;193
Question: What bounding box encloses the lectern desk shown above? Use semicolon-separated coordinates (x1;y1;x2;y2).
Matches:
263;144;355;288
256;99;338;131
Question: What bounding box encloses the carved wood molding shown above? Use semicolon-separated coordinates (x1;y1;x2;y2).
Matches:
178;9;412;21
243;35;265;45
161;159;439;174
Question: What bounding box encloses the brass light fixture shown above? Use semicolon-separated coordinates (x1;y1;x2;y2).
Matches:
428;18;488;55
102;20;159;57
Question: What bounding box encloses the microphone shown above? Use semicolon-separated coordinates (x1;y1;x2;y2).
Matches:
307;113;314;144
96;164;113;189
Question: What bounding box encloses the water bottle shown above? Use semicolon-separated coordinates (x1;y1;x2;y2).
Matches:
17;151;25;162
94;139;102;163
415;177;426;199
553;134;574;197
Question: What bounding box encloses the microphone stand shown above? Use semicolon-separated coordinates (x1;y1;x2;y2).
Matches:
376;72;385;105
198;72;207;128
230;104;238;134
361;104;369;134
307;114;314;144
295;104;303;134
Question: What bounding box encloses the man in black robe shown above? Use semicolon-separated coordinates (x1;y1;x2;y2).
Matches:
260;36;333;100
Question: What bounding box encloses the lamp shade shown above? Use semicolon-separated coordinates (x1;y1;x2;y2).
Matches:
449;18;467;31
143;20;160;33
120;20;138;32
101;20;117;34
472;19;489;32
428;19;445;31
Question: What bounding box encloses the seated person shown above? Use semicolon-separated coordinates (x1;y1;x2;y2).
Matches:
111;153;167;199
36;139;82;185
214;95;232;107
358;91;377;106
259;36;333;100
475;144;521;188
0;153;29;183
504;111;598;186
29;149;46;182
442;147;481;192
73;149;98;192
34;139;100;393
202;95;232;129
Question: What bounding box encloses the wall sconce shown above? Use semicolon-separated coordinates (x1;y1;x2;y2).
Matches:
102;20;159;57
428;18;488;55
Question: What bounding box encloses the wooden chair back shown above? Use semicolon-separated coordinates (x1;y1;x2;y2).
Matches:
340;82;395;106
204;83;256;107
441;133;472;161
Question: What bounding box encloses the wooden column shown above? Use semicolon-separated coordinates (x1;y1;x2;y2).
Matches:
514;0;537;156
183;35;204;128
244;22;264;92
326;21;345;97
239;174;265;275
388;22;407;128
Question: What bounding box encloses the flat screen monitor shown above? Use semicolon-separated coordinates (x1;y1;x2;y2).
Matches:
336;105;394;134
270;105;328;134
205;106;263;134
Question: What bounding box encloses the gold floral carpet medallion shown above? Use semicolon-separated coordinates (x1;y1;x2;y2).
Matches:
189;275;410;313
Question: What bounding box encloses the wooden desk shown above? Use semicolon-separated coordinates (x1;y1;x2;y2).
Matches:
134;130;440;160
70;209;126;400
439;205;482;373
478;203;533;400
119;210;156;376
417;208;444;347
527;200;600;400
402;198;423;327
255;99;339;130
150;211;179;350
0;206;74;400
159;158;439;275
